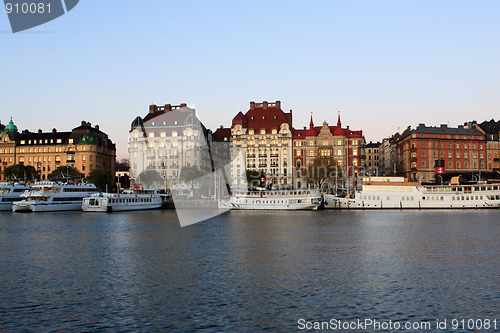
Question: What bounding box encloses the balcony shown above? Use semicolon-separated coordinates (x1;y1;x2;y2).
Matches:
270;163;278;167
170;155;179;159
494;158;500;162
259;164;268;168
170;165;179;169
270;153;279;157
410;147;417;152
247;154;256;158
147;155;156;160
247;164;256;168
259;154;267;158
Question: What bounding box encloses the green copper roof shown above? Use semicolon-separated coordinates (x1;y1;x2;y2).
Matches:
3;117;17;133
78;130;98;145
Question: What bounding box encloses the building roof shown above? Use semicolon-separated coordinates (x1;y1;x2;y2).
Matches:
478;119;500;134
213;127;231;142
296;114;364;139
365;141;380;148
400;123;484;140
231;101;292;133
5;120;115;150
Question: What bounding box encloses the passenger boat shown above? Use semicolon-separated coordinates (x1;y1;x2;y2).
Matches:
82;188;162;212
0;182;30;211
324;176;500;209
12;181;98;212
226;189;323;210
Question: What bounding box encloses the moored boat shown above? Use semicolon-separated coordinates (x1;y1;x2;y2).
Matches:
82;188;162;212
12;181;98;212
227;189;323;210
324;176;500;209
0;182;30;211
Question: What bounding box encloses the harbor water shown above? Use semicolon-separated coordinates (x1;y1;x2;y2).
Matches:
0;210;498;332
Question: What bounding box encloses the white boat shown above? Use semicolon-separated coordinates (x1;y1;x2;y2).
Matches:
0;182;30;211
227;189;323;210
12;181;98;212
324;176;500;209
82;188;162;212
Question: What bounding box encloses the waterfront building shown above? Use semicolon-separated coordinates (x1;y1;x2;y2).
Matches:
475;119;500;173
365;141;380;175
396;123;486;182
292;114;365;189
229;101;293;189
0;118;116;181
128;104;213;191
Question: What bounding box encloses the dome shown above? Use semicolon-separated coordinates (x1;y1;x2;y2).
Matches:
4;117;17;133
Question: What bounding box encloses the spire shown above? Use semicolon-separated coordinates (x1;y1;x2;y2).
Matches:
337;111;342;127
309;112;314;129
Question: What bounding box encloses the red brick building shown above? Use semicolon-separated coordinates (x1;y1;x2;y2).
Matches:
397;123;486;182
292;114;365;189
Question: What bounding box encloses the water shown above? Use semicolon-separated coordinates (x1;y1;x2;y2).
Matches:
0;210;498;332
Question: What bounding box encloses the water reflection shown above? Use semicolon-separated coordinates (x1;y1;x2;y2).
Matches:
0;210;498;331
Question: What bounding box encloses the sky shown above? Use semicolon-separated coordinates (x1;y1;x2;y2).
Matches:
1;0;500;159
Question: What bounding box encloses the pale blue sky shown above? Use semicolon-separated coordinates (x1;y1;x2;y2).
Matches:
2;1;500;158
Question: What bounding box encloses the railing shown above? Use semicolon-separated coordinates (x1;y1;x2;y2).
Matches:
259;164;267;168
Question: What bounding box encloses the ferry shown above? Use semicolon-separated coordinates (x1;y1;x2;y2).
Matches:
12;181;98;212
82;188;162;212
324;176;500;209
226;189;323;210
0;182;30;211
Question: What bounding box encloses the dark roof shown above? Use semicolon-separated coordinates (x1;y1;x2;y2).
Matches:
213;127;231;142
11;121;115;150
365;142;380;148
401;123;484;140
478;119;500;134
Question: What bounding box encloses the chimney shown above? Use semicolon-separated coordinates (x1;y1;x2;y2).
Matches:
95;125;100;131
52;128;57;133
263;101;268;109
38;129;42;134
149;105;157;114
165;104;172;112
250;101;255;109
440;124;447;128
81;120;86;126
180;103;187;108
275;100;281;109
87;122;91;127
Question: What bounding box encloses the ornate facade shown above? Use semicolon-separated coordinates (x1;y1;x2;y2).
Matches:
0;118;116;181
229;101;293;188
292;114;365;189
128;104;213;190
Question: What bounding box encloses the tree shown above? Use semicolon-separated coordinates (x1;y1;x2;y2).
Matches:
48;166;84;181
179;165;204;184
87;169;114;191
3;164;39;181
137;170;163;187
303;157;341;189
115;158;129;171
